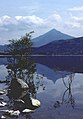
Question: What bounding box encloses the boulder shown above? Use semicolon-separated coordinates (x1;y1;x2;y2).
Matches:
10;78;29;90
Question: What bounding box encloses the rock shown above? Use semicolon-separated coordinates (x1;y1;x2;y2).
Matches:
22;109;34;113
1;115;6;119
0;97;4;100
31;98;41;107
17;78;29;89
7;88;28;100
4;110;20;117
54;101;60;108
14;99;25;109
10;78;29;90
9;110;20;117
0;80;10;83
0;102;7;107
15;99;25;104
0;90;6;95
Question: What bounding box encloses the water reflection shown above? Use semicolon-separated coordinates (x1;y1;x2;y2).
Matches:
31;56;83;73
0;56;83;119
54;72;75;109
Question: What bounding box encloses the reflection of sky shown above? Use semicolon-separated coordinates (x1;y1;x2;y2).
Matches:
37;72;83;106
72;73;83;104
33;73;83;119
0;65;8;80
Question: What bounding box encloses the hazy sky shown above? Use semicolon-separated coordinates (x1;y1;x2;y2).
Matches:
0;0;83;44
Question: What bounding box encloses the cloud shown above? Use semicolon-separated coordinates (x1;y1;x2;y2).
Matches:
0;13;83;44
63;14;83;37
0;13;62;32
47;13;62;22
0;12;83;44
65;21;81;28
71;16;83;23
0;15;18;26
15;15;44;25
0;14;83;33
0;27;8;31
66;15;83;28
68;6;83;11
0;15;45;32
0;13;63;44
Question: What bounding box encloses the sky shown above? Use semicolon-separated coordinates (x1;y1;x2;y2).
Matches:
0;0;83;44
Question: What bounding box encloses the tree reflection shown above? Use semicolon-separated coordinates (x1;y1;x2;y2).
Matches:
54;72;75;109
6;56;40;97
5;56;43;119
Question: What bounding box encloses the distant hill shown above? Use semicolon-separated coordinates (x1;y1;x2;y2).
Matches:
0;29;82;56
32;37;83;55
33;29;74;47
0;45;7;52
0;45;8;55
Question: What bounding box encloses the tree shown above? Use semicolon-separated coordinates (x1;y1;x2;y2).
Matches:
6;31;42;99
7;31;34;78
8;31;34;56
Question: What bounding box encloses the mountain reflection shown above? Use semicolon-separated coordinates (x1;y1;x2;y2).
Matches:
31;56;83;73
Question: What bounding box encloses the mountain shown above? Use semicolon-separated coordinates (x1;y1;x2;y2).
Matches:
32;29;74;47
0;29;73;53
32;37;83;55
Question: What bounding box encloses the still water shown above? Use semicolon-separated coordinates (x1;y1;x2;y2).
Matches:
0;56;83;119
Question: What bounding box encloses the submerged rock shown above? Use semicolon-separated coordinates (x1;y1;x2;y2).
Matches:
0;80;10;83
0;97;4;100
0;90;6;95
54;101;60;108
1;115;6;119
4;110;20;117
15;99;25;104
0;102;7;107
31;98;41;107
22;109;34;113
